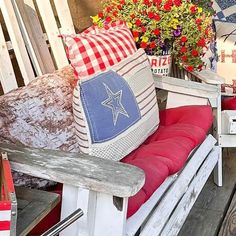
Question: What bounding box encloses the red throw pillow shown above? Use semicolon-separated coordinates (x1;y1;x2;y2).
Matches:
61;22;137;80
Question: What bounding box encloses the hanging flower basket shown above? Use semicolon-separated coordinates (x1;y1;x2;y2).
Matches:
92;0;215;73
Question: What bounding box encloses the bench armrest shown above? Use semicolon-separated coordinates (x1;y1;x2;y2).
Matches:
191;69;225;85
154;75;220;100
0;143;145;198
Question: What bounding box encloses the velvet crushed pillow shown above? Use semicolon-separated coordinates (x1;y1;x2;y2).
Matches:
0;66;80;189
73;49;160;161
0;65;79;152
61;21;137;80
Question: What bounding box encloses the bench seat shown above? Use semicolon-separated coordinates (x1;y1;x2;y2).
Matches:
122;105;213;217
31;105;213;234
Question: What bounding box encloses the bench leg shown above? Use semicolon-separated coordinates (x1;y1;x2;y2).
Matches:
214;148;223;186
60;185;128;236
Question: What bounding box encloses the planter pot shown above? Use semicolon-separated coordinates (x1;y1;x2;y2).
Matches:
148;54;172;76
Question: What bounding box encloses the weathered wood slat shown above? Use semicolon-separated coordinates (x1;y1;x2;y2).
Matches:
53;0;76;35
161;147;219;236
179;148;236;236
140;135;216;236
0;24;18;93
126;175;178;236
0;0;35;85
219;191;236;236
35;0;69;69
16;186;60;236
0;143;145;198
179;207;224;236
154;75;220;102
15;0;55;75
192;69;225;85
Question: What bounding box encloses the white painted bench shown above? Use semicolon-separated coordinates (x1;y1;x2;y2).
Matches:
0;0;221;235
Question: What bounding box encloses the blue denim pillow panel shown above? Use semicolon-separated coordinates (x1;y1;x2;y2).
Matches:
80;71;141;143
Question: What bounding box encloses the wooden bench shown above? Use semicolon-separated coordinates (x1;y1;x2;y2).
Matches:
0;0;222;235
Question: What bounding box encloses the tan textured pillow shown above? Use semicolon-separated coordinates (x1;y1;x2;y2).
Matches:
0;66;80;189
0;66;79;152
215;21;236;84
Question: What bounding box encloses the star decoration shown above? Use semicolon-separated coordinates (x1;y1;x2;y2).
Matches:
101;83;129;126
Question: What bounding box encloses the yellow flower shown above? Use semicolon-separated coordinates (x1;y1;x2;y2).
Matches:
134;37;139;42
141;36;149;43
91;15;100;24
198;7;203;13
169;19;179;29
127;22;133;28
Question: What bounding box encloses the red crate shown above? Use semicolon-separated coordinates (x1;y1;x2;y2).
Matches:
0;153;17;236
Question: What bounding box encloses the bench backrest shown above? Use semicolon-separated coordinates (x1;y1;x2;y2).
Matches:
0;0;75;95
1;0;220;110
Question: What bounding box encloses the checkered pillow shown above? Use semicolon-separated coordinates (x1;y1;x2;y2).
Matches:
73;49;159;161
62;22;137;80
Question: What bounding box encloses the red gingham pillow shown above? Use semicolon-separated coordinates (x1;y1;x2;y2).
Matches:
61;22;137;80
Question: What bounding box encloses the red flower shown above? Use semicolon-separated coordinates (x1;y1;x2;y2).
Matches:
164;3;172;11
153;0;162;4
197;38;205;47
166;0;173;5
105;16;112;22
132;31;139;37
180;36;188;43
195;18;202;25
113;11;118;17
135;19;142;27
190;5;197;14
106;6;112;13
118;5;123;10
180;47;187;53
141;26;147;32
149;41;156;48
154;14;161;21
98;12;103;18
148;11;155;19
174;0;182;6
181;55;187;62
186;65;194;72
143;0;151;6
191;49;199;57
133;0;138;3
153;28;161;36
140;42;148;48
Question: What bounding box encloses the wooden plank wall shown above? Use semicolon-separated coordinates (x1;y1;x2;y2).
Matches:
68;0;102;32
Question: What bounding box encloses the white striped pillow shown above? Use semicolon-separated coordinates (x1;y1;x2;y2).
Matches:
73;49;159;161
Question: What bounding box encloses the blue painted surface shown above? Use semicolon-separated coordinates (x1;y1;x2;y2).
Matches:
80;70;141;143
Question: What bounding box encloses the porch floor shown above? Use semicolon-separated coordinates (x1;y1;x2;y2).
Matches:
179;148;236;236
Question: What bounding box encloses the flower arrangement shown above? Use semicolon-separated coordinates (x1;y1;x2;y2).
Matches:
92;0;215;72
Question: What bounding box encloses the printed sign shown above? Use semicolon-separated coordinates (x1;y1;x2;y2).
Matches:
148;55;172;76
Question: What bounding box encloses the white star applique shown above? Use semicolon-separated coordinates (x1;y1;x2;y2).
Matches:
101;83;129;126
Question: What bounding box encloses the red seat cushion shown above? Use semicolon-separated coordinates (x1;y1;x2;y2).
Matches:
31;105;213;233
122;105;213;217
222;97;236;110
